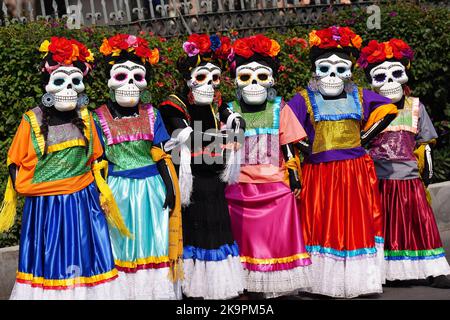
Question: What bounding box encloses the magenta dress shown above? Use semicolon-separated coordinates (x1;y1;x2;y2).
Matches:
225;97;311;295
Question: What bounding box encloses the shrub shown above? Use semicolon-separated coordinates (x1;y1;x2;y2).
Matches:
0;3;449;247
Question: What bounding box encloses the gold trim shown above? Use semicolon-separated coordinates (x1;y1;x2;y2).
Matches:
115;256;170;268
240;253;310;265
47;139;86;153
25;110;45;155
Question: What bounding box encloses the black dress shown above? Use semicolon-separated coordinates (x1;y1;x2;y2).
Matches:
159;92;244;299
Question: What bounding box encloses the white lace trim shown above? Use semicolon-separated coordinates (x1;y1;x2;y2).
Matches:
10;278;125;300
304;244;385;298
244;265;311;295
115;268;182;300
384;256;450;281
182;256;245;299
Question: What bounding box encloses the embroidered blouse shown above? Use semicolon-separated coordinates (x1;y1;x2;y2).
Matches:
8;106;102;196
368;97;437;180
93;104;169;179
287;86;397;164
228;96;307;184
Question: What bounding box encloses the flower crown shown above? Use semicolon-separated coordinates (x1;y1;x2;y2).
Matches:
309;26;362;50
231;34;281;59
39;37;94;75
99;34;159;66
182;34;232;61
357;38;414;69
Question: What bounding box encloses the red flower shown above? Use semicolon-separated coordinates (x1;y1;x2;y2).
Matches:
250;34;272;56
233;38;253;58
109;34;129;50
187;34;211;54
135;45;151;59
389;38;411;60
316;28;338;49
48;37;74;64
70;39;89;62
215;36;232;60
338;27;353;47
361;40;386;64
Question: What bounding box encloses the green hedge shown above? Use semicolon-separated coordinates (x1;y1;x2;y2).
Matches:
0;3;449;247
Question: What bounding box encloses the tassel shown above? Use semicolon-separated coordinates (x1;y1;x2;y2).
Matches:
0;177;17;233
92;160;131;238
221;147;241;185
179;143;193;206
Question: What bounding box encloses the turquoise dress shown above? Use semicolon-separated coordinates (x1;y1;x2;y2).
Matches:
94;103;179;300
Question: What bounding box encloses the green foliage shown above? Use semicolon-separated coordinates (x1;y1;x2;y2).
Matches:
0;3;449;247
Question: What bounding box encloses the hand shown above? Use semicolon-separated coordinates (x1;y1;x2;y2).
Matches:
293;188;301;199
288;169;302;199
163;190;175;211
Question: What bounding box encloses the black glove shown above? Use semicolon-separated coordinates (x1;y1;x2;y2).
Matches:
423;144;433;187
361;114;397;147
288;168;302;192
8;163;17;190
156;159;175;211
295;140;312;157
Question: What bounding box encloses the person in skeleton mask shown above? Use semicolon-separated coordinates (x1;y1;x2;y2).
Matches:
224;35;311;297
0;37;127;299
96;34;183;299
287;27;399;298
359;39;450;287
159;34;245;299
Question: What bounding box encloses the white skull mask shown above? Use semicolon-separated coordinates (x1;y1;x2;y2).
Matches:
369;61;408;103
187;63;221;105
108;60;147;107
236;62;274;105
45;66;85;112
315;54;352;97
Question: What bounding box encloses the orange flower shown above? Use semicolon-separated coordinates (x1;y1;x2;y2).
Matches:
308;30;321;47
351;35;362;49
100;38;112;56
269;39;280;57
67;43;80;64
384;42;393;59
149;48;160;65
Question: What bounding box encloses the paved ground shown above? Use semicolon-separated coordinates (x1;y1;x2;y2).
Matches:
289;230;450;300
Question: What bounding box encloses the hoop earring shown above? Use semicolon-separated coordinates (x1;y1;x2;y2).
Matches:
41;93;55;107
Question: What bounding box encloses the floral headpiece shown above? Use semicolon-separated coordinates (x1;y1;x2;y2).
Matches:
357;38;414;69
99;34;159;66
39;37;94;75
309;26;362;50
232;34;280;60
182;34;232;63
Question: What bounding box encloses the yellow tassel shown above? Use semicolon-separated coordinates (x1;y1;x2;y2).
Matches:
92;160;131;238
0;177;18;233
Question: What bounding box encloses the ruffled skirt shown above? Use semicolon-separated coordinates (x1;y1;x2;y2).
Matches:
10;183;122;300
226;181;311;296
300;155;385;298
380;178;450;280
108;175;180;300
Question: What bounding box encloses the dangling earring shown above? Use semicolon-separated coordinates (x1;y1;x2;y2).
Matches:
41;93;55;107
109;89;116;102
308;74;320;92
344;79;355;93
236;88;242;101
187;90;195;105
76;93;89;108
403;84;411;97
267;88;277;101
140;90;152;104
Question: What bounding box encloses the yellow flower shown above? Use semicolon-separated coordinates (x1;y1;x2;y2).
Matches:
269;39;281;57
384;42;393;59
149;48;160;65
39;40;50;53
309;30;321;47
99;38;112;56
111;48;122;57
86;49;95;63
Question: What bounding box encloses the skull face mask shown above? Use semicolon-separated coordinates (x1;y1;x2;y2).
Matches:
236;62;274;105
108;60;147;107
315;54;352;97
187;63;221;105
369;61;408;103
45;66;85;112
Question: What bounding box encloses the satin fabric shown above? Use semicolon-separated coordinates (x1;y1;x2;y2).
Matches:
107;175;170;271
380;178;444;257
18;183;116;286
300;154;383;253
226;181;311;272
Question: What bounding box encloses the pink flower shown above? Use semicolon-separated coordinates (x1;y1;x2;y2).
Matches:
126;35;138;47
183;41;200;57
